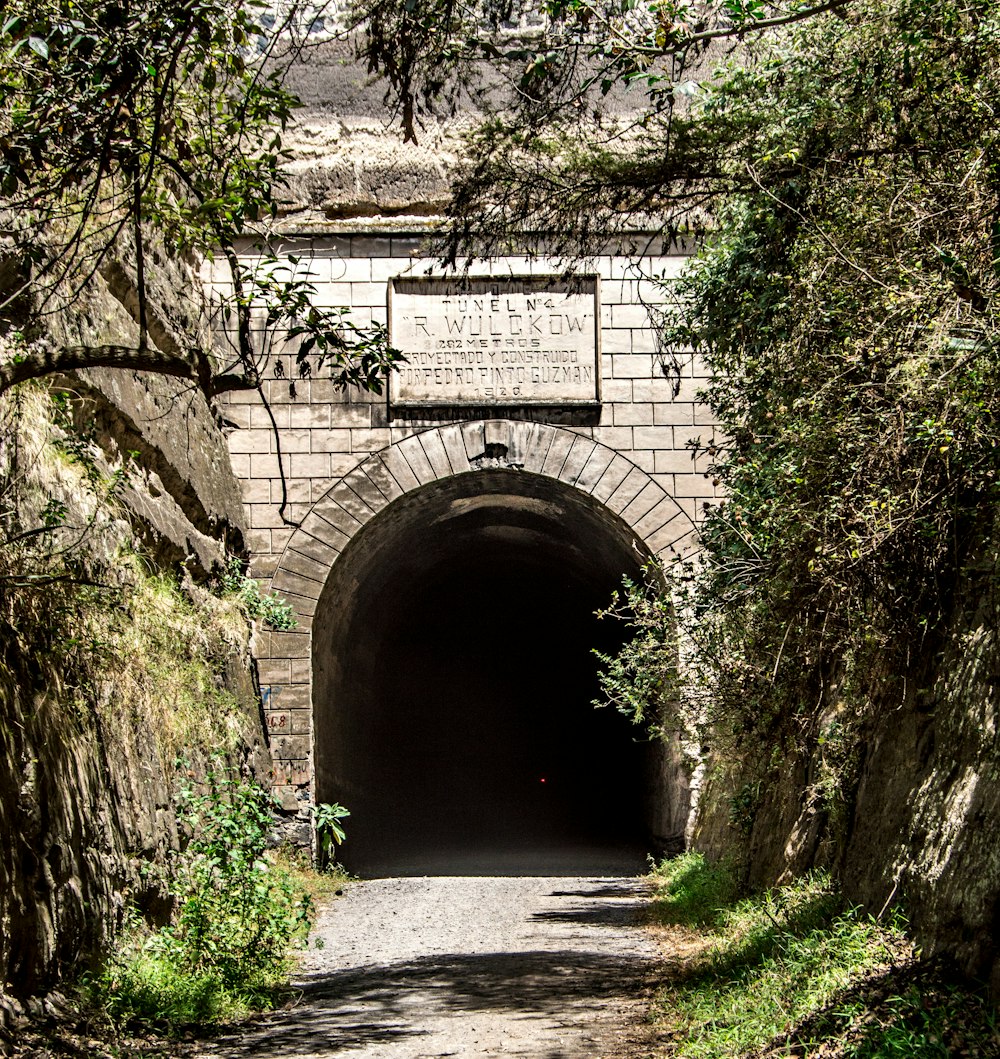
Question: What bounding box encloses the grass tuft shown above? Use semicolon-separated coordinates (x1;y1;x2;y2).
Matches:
651;854;999;1058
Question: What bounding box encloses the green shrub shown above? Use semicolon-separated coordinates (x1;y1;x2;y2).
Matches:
93;775;312;1031
649;852;737;928
219;557;296;631
312;801;350;867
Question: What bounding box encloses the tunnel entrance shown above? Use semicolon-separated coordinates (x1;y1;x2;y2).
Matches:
313;470;670;876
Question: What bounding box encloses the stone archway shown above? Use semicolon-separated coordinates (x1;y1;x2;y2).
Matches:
262;420;694;871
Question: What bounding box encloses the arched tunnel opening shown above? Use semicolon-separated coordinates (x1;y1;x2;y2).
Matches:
313;469;680;876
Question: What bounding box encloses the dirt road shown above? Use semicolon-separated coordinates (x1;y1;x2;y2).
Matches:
195;876;664;1059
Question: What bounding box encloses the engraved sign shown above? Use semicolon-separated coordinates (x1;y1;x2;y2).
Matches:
389;275;601;406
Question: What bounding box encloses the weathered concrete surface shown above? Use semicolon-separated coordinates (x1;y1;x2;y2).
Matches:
279;37;460;227
195;876;664;1059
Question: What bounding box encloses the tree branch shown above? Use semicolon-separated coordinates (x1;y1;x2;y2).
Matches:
0;340;259;398
635;0;856;56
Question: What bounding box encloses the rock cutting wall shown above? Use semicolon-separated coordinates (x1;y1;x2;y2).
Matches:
691;563;1000;992
0;233;269;1014
0;374;268;1017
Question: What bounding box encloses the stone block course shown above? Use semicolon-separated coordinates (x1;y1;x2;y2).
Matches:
251;404;288;428
362;458;405;504
621;481;667;525
438;424;472;474
337;477;382;521
289;710;312;735
249;503;289;530
632;426;672;450
241;478;272;504
272;568;324;601
350;427;391;452
630;450;655;472
397;434;436;483
631;378;684;402
289;453;335;478
653;402;695;427
610;303;653;329
312;497;367;536
288;404;332;429
276;429;312;453
590;454;633;503
460;420;487;461
672;425;717;452
224;405;251;429
248;451;281;476
323;403;372;428
270;734;310;760
330;453;365;478
612;354;654;378
606;465;650;515
592;426;634;450
217;244;723;803
291;658;311;683
600;330;633;354
259;629;311;660
258;659;291;684
632;499;683;541
420;429;456;478
611;402;654;426
601;378;632;401
674;473;721;499
515;422;556;473
560;435;598;486
292;530;348;564
655;448;699;474
280;548;331;583
382;446;422;492
540;429;576;479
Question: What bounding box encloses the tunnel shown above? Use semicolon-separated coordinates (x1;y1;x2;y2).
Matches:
313;468;676;876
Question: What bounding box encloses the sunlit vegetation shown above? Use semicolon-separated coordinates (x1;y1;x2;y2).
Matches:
650;854;999;1057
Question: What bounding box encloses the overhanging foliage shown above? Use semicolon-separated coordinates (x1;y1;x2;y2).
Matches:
0;0;400;398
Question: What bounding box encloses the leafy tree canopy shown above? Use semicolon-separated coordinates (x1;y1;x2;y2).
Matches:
348;0;856;260
357;0;1000;782
666;0;1000;758
0;0;399;398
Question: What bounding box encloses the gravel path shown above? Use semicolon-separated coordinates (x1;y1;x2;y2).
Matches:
195;876;664;1059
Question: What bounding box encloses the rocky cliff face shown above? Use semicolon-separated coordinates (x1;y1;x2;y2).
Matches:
0;243;269;1015
691;557;1000;993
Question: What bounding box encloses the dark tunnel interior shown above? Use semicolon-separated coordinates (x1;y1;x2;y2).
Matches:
313;470;670;876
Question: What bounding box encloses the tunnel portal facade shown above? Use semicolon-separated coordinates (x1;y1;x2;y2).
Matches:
217;239;719;871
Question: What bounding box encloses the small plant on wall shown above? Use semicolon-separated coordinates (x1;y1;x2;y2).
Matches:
219;556;297;631
313;802;351;869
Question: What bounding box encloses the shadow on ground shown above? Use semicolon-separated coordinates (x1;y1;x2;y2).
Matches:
202;947;653;1057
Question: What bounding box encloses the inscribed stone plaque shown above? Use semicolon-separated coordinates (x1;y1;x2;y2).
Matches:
388;275;601;406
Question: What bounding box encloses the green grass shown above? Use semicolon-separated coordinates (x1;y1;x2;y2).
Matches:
85;779;341;1036
92;923;272;1029
651;854;999;1058
649;850;738;928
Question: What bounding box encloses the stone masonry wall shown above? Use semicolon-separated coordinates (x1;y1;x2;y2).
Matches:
210;232;719;808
